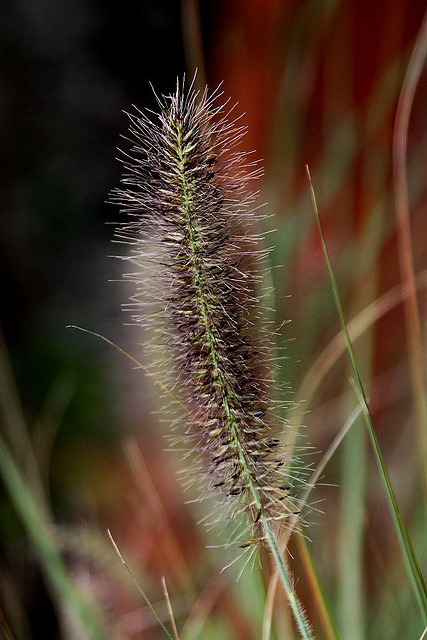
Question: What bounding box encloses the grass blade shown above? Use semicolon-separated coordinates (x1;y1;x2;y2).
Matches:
108;531;175;640
393;8;427;492
297;535;343;640
0;432;106;640
307;165;427;621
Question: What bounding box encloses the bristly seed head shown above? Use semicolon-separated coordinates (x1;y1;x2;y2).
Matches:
111;78;304;547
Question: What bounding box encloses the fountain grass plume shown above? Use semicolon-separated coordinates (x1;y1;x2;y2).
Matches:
110;77;307;549
111;77;316;639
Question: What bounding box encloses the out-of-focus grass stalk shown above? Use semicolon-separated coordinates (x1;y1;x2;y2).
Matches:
307;166;427;621
108;531;175;640
0;432;106;640
264;404;363;640
292;269;427;420
338;422;366;640
337;208;381;638
267;0;341;214
179;576;226;640
297;535;343;640
0;326;47;516
393;8;427;494
180;0;206;91
0;326;106;639
122;439;196;595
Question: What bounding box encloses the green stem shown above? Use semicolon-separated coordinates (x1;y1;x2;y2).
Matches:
175;125;315;639
260;509;314;640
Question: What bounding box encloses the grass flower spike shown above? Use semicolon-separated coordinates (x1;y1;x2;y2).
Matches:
111;78;314;639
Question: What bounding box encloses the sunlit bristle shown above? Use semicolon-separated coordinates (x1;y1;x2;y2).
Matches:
111;79;305;546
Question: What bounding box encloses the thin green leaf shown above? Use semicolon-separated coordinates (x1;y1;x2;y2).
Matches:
306;165;427;621
108;531;175;640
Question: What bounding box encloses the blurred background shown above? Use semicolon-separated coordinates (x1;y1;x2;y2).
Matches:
0;1;426;638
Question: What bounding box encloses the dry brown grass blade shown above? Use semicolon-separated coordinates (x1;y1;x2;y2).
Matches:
162;577;181;640
296;536;342;640
122;438;196;596
262;573;277;640
263;405;363;640
393;8;427;489
180;575;225;640
284;268;427;453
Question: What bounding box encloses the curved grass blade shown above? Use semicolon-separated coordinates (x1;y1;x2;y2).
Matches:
393;9;427;491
